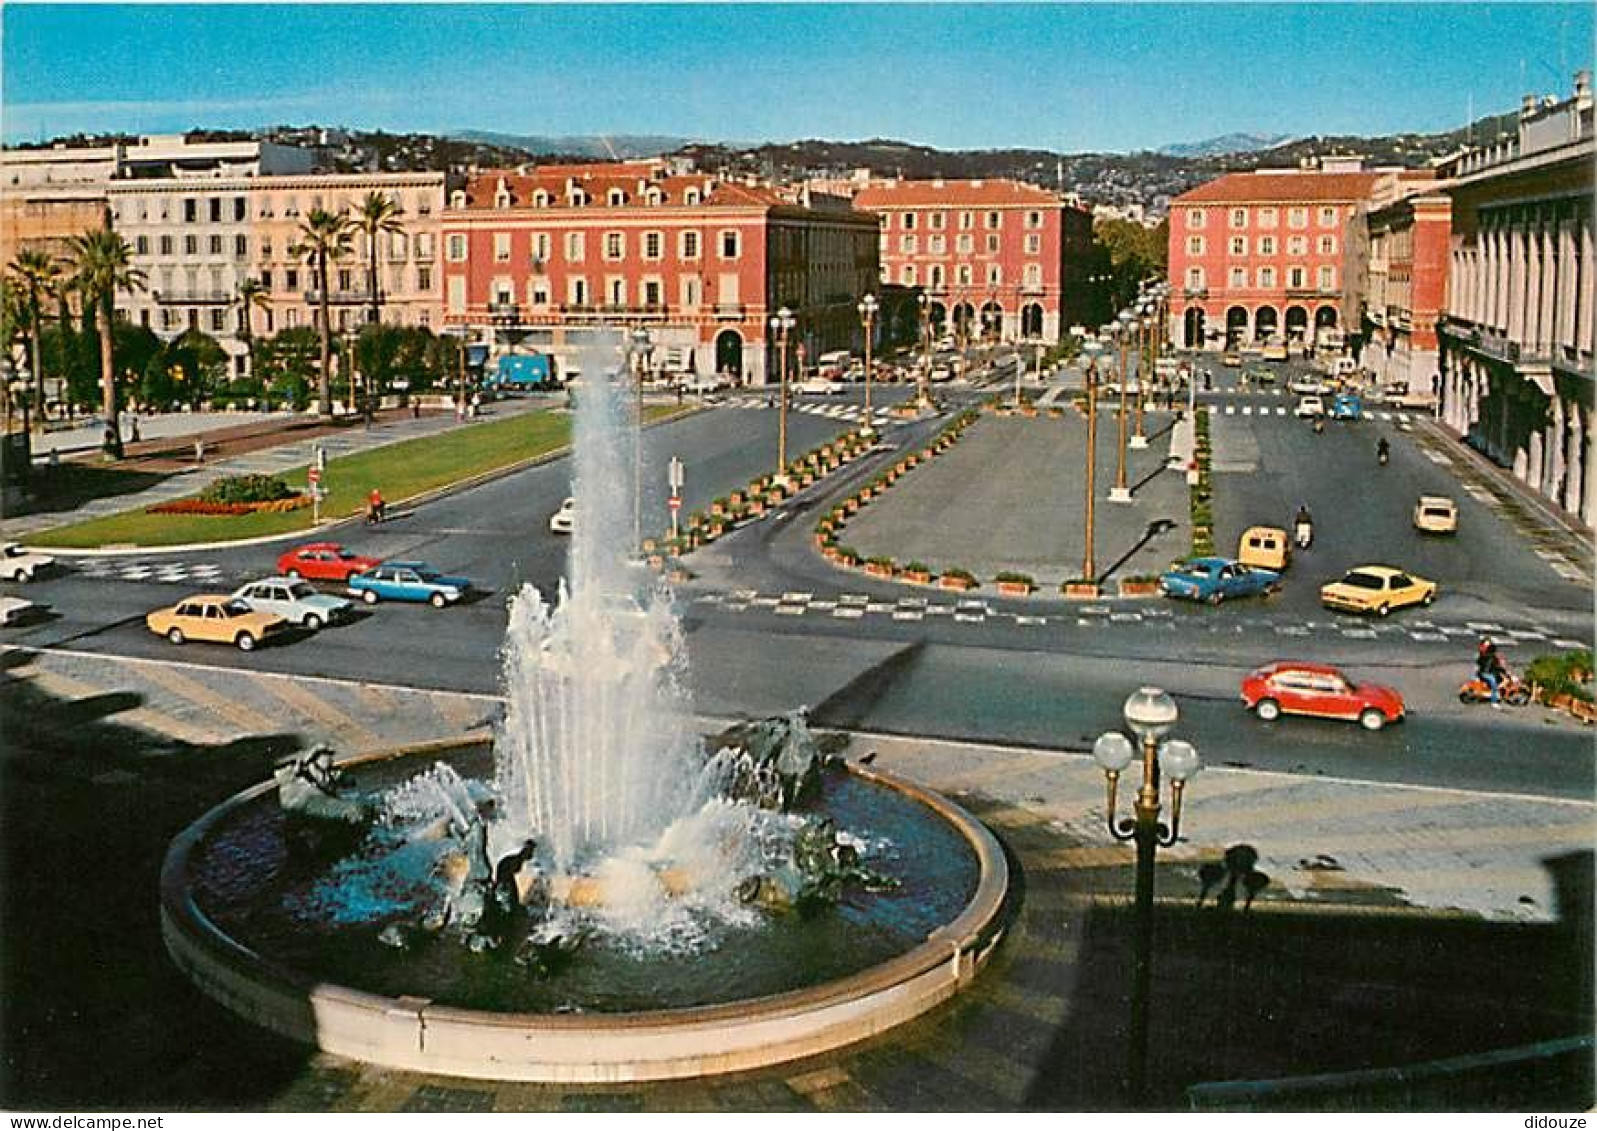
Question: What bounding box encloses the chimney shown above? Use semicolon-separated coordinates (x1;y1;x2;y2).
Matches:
1521;94;1539;120
1575;69;1592;109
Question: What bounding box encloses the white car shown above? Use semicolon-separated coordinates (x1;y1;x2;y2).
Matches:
681;374;725;395
0;596;42;626
0;543;53;583
549;497;575;534
1294;395;1327;419
1288;375;1329;396
230;577;353;630
797;377;845;396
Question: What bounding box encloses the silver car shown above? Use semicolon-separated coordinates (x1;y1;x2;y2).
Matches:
231;576;352;630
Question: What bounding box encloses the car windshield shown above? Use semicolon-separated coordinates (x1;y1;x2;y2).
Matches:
336;551;361;561
223;599;254;616
1340;571;1385;590
2;546;21;558
1177;563;1218;578
287;582;317;599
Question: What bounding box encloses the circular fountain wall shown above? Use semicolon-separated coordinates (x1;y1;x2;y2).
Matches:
160;738;1009;1082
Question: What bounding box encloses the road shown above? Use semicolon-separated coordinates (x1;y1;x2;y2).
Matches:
3;368;1592;801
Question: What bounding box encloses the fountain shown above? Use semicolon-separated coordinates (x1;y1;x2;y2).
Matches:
160;330;1009;1082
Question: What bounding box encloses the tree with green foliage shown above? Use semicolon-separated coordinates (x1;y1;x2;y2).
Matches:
1089;217;1170;325
354;191;405;329
290;208;353;419
8;247;64;431
253;326;320;411
66;229;147;457
232;276;272;374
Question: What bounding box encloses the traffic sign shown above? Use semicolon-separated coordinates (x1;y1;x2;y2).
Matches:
308;468;321;485
668;495;681;512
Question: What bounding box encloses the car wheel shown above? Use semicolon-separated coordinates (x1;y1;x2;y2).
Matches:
1375;603;1391;617
429;592;447;609
1207;590;1224;606
166;627;185;645
303;613;323;631
1359;707;1386;732
1421;589;1435;606
17;568;32;583
362;589;379;605
1255;698;1281;721
236;632;256;652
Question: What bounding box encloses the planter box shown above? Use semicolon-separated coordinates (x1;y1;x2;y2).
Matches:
939;576;976;591
646;554;665;571
902;571;933;585
667;568;692;584
997;581;1033;597
1118;579;1160;598
865;563;895;578
1061;582;1101;599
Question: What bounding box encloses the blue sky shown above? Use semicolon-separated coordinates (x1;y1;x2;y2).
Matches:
3;3;1591;151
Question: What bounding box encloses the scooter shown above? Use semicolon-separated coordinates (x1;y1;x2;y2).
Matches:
1294;520;1313;549
1457;674;1532;706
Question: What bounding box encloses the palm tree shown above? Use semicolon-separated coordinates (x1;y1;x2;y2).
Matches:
232;276;271;377
290;208;353;419
66;229;146;458
9;247;62;433
354;191;405;329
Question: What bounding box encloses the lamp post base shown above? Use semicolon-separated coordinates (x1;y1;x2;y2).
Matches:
772;473;792;489
1129;435;1149;450
1108;486;1134;504
858;424;877;439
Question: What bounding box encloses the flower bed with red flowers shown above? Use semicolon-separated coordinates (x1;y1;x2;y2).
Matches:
146;494;312;516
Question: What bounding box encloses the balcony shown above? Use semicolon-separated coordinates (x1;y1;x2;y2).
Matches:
303;289;375;305
713;303;746;319
487;301;522;321
152;289;233;305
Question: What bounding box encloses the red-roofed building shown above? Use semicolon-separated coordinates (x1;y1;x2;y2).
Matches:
853;178;1093;342
439;162;879;384
1358;169;1453;397
1167;166;1380;350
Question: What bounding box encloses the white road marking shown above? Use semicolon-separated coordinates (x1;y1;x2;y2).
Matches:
832;607;865;619
1014;615;1048;626
775;605;806;616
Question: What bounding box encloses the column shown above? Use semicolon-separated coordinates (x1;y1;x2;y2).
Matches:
1487;224;1504;329
1524;226;1543;352
1584;414;1597;528
1507;222;1527;342
1546;395;1566;500
1579;218;1594;359
1540;217;1560;354
1565;402;1585;519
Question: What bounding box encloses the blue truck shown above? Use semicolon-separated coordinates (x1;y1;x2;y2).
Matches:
493;353;559;390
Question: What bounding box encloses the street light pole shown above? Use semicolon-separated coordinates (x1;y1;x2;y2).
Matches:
857;293;878;438
769;307;794;484
1111;313;1135;502
630;326;651;551
916;293;932;410
1081;339;1104;582
1131;306;1150;449
1092;687;1201;1105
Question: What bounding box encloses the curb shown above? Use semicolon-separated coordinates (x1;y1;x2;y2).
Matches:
25;405;706;558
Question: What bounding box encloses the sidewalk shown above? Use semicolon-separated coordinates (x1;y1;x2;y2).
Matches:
2;399;549;540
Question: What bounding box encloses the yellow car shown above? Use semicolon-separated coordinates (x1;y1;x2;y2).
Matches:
146;594;289;651
1320;565;1438;617
1413;495;1458;534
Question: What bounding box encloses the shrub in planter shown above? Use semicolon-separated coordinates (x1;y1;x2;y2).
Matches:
711;498;728;517
1060;577;1100;598
1118;574;1161;597
836;546;862;567
939;567;977;591
200;473;294;506
865;555;896;577
994;570;1035;595
901;562;934;584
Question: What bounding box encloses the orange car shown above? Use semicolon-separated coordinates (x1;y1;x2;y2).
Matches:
146;594;289;651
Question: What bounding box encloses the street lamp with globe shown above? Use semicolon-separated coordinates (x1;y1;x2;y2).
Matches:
1110;311;1138;502
768;307;795;484
1079;337;1105;583
857;293;879;437
1092;686;1201;1103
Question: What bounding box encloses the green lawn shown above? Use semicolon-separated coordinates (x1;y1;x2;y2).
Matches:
28;407;676;549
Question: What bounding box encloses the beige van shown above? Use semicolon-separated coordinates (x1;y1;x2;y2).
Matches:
1238;526;1290;571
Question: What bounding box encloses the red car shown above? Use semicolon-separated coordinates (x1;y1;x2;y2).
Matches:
1241;661;1405;732
276;542;381;582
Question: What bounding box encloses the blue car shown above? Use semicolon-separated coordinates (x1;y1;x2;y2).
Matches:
1159;557;1281;605
347;561;472;608
1331;392;1363;420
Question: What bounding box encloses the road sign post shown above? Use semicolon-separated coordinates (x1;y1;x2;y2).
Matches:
667;456;684;541
308;466;323;524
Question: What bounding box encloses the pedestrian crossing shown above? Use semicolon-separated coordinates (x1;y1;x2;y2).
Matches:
1215;404;1414;423
722;396;890;427
72;558;232;587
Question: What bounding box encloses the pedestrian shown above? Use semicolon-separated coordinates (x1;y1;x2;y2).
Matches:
129;416;141;444
48;448;59;469
193;437;205;463
412;401;421;420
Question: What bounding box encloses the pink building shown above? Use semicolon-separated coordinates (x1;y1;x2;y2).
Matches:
1167;169;1379;350
1360;171;1453;394
440;162;878;383
852;178;1093;342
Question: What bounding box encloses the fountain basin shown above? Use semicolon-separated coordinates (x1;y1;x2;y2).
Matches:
160;739;1010;1083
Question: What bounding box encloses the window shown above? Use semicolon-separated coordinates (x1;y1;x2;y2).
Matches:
1288;207;1308;229
532;189;549;207
900;235;917;254
492;277;514;305
233;197;247;221
929;265;944;289
1023;263;1042;287
683;188;700;206
1258;236;1275;256
1229;267;1246;287
285;268;299;290
603;232;624;260
416;233;434;260
642;278;662;307
929;235;946;254
986;234;1000;253
569;277;588;305
1258;266;1276;288
901;264;917;285
679;230;699;259
494;232;511;261
286;308;299;327
337;269;352;291
388;232;408;261
1257;207;1277;229
1229;236;1246;256
159;235;173;255
208;235;223;255
1187;236;1205;255
184;235;198;255
1288;266;1306;288
446;276;467;312
986;211;1001;230
986;264;1002;286
183;199;197;223
1024;233;1041;254
1187;208;1207;229
1319;207;1337;227
607;188;626;206
209;198;221;222
530;279;549;306
1288;236;1308;256
260;270;272;291
607;277;626;305
209;308;226;331
135;235;149;255
957;233;973;253
1318;235;1336;255
1186;267;1205;289
958;211;973;230
531;232;551;263
929;212;946;230
565;232;584;262
902;213;916;230
643;231;663;260
1025;210;1042;229
680;276;700;307
446;234;467;262
719;230;740;259
234;234;248;257
1230;208;1248;229
417;266;431;291
954;263;971;286
1318;265;1336;290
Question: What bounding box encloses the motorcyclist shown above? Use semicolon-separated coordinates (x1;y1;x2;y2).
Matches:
1377;436;1390;465
367;486;386;525
1476;638;1507;709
